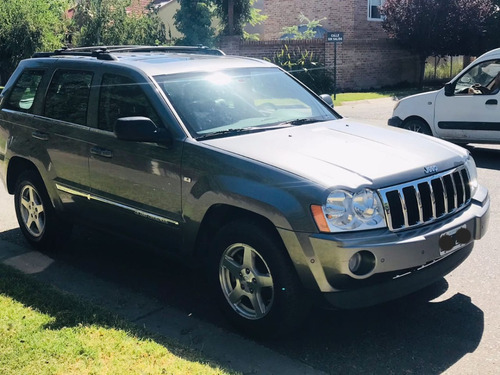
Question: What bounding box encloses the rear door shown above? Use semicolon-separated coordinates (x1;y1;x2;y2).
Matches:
1;65;93;214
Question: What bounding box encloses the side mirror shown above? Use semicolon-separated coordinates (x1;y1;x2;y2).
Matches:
444;82;455;97
320;94;334;108
114;116;171;144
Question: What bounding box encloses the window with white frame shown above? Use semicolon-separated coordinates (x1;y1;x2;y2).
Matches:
368;0;385;20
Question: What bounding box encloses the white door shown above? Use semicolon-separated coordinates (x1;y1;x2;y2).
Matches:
434;59;500;143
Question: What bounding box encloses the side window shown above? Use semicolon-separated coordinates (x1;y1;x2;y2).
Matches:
4;70;44;112
98;74;161;132
455;60;500;95
44;70;93;125
368;0;385;20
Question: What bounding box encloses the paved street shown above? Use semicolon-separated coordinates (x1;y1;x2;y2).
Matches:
1;98;499;374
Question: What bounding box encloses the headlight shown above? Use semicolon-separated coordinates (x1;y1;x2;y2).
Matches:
311;188;387;233
464;155;479;197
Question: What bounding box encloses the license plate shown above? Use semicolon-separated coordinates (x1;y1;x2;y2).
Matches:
439;225;472;256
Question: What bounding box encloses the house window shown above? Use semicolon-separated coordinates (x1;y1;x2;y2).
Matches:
368;0;385;21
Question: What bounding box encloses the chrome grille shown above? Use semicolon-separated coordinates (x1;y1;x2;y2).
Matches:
378;166;471;231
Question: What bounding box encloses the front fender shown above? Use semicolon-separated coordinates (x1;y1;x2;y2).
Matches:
393;90;439;129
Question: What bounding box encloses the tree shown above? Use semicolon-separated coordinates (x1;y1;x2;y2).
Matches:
381;0;494;88
71;0;167;46
281;13;326;40
482;0;500;51
174;0;215;46
0;0;69;84
213;0;252;35
242;0;268;41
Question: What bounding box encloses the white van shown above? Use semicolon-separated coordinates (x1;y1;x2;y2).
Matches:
389;48;500;144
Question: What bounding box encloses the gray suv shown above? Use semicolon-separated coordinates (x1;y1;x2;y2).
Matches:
0;46;490;337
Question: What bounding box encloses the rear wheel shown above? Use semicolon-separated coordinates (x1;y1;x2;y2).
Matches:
403;118;432;135
209;219;309;337
14;170;71;251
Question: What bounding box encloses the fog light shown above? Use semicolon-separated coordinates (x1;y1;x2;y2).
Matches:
348;251;376;276
349;253;363;273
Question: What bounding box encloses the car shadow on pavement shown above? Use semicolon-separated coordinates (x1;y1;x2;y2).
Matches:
0;226;484;375
466;144;500;171
265;282;484;374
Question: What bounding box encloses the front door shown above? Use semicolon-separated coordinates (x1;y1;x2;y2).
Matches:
88;72;183;252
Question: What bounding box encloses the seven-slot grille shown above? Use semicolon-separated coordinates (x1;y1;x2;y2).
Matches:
378;166;471;232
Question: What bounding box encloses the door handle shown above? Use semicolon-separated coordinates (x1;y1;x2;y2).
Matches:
90;147;113;158
485;99;497;105
31;131;49;141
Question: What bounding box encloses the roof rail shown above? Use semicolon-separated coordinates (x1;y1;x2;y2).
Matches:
32;48;118;61
32;45;225;60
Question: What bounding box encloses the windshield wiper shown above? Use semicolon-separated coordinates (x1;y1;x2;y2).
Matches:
196;123;293;140
280;118;326;126
196;127;262;140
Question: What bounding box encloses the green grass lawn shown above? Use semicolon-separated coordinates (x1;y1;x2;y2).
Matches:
331;88;428;106
0;264;237;375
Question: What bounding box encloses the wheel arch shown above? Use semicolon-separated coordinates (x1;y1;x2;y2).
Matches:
6;157;40;194
193;204;287;262
6;156;62;211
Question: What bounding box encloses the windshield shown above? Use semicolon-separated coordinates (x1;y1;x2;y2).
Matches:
154;68;338;138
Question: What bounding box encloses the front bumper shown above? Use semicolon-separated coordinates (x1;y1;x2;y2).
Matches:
388;116;403;128
279;185;490;309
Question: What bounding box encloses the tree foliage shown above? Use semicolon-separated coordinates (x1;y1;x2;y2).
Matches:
243;0;268;41
381;0;494;87
213;0;252;35
0;0;69;84
71;0;167;46
174;0;215;46
482;0;500;51
281;13;326;40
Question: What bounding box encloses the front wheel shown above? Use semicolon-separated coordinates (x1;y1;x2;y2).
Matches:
14;170;71;251
403;118;432;135
209;219;310;338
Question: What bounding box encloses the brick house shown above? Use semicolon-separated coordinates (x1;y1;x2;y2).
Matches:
221;0;420;91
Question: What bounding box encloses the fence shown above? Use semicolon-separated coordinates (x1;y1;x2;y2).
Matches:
424;56;466;83
219;36;420;91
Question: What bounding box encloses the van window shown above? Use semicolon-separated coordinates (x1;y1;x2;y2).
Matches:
4;70;44;112
44;70;93;125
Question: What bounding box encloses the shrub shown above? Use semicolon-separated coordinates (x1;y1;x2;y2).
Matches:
265;45;334;94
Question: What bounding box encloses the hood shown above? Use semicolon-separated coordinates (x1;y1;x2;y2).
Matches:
203;119;468;189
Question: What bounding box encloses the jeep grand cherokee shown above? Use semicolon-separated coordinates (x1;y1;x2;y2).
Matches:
0;46;490;337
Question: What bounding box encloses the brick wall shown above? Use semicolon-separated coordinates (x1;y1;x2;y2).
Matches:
219;0;419;91
219;36;418;91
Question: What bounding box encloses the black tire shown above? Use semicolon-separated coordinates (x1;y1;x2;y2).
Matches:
14;170;71;252
403;118;432;136
209;219;310;338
